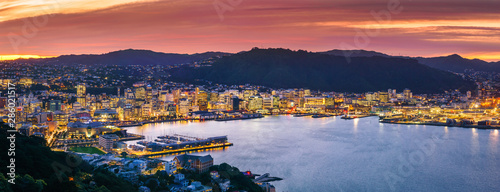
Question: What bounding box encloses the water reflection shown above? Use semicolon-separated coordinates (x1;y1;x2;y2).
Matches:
353;118;359;134
489;130;499;155
471;128;479;155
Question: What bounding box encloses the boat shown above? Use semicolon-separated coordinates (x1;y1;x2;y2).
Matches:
341;115;357;119
293;114;311;117
312;114;331;118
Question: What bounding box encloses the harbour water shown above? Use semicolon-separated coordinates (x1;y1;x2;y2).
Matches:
125;115;500;192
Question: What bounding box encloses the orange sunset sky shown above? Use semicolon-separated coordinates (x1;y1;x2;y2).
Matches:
0;0;499;61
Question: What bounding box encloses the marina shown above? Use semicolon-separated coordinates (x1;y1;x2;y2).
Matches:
129;134;233;157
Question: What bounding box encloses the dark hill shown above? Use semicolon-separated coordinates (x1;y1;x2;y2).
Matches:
319;49;391;58
318;49;500;73
170;48;474;93
20;49;230;66
415;54;500;73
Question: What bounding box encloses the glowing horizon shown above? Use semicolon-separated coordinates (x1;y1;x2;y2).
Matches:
0;55;56;60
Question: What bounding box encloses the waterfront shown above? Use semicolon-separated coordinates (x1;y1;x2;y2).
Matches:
125;115;500;192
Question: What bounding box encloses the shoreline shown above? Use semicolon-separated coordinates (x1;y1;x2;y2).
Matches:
380;120;500;129
119;114;500;130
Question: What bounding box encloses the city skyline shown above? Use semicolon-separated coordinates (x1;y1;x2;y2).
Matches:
0;0;500;61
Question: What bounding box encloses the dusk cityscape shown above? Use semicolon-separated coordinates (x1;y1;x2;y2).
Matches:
1;0;500;192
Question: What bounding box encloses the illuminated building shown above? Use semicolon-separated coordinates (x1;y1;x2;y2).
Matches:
197;91;208;111
49;100;62;112
174;154;213;173
77;83;87;107
403;89;412;100
28;124;48;138
146;85;153;102
178;98;190;117
19;78;33;86
133;81;146;87
135;87;146;100
272;95;280;108
141;103;152;117
125;88;134;99
53;111;69;127
263;97;273;109
304;97;326;108
279;98;289;109
209;92;219;102
243;90;255;101
366;93;376;101
93;109;119;122
159;90;169;102
378;92;389;103
248;95;263;111
304;89;311;97
99;134;119;151
77;83;86;97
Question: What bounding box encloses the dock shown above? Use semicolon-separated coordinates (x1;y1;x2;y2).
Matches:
137;142;233;157
130;134;233;157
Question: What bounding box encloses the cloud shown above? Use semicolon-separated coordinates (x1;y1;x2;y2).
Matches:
0;0;498;61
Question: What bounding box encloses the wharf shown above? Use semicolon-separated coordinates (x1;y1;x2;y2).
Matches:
137;142;233;158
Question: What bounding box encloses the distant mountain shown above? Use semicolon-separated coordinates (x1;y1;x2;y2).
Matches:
415;54;500;73
17;48;500;73
170;48;474;93
318;49;500;73
22;49;231;65
319;49;391;58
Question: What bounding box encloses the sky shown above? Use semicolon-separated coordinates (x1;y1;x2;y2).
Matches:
0;0;499;61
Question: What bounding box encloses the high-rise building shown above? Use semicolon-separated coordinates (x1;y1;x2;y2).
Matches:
77;84;86;97
99;134;119;151
403;89;412;100
49;100;62;112
263;97;273;109
197;91;208;111
76;84;86;107
243;90;255;101
248;95;263;111
304;97;327;108
125;88;134;99
231;97;240;111
146;85;153;102
209;92;219;102
378;92;389;103
304;89;311;97
272;95;280;108
178;98;190;117
135;87;146;100
366;92;375;101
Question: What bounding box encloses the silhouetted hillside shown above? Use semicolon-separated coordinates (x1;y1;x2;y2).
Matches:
319;49;500;73
170;48;474;93
19;49;230;66
416;54;500;73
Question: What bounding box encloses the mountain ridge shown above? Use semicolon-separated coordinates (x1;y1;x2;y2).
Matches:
169;48;475;93
12;48;499;73
319;49;500;73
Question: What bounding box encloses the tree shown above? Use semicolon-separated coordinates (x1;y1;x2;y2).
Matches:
120;152;128;158
11;174;46;192
0;174;13;192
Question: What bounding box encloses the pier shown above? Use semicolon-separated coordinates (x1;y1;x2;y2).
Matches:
130;134;233;157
